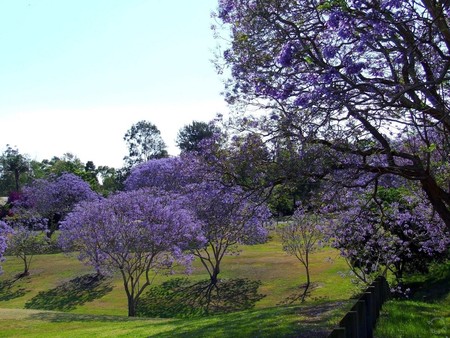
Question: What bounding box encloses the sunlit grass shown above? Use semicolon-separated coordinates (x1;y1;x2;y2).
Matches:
374;262;450;338
0;235;356;336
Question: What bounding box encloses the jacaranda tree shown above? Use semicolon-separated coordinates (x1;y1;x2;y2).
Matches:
0;221;12;275
186;181;271;288
125;156;271;289
59;189;204;317
17;173;99;236
4;223;49;277
215;0;450;229
321;174;449;286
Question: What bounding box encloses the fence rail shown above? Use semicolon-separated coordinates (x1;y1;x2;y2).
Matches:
328;276;390;338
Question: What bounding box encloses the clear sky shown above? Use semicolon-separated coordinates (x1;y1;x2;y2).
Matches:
0;0;228;168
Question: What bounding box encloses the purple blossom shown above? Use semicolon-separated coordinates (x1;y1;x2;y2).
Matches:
0;221;13;275
15;173;99;235
277;42;297;67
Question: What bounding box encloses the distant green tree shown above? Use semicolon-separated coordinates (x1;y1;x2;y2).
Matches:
123;121;168;169
29;154;100;192
96;166;122;196
176;121;217;153
0;145;30;194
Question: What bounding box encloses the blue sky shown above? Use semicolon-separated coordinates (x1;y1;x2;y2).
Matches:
0;0;227;168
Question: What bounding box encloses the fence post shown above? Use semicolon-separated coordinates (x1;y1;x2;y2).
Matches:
351;300;367;338
361;291;374;338
339;310;358;338
328;327;346;338
328;276;389;338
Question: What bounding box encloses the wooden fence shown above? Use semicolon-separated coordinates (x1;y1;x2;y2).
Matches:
328;276;390;338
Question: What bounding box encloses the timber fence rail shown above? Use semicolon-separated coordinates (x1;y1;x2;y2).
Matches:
328;276;390;338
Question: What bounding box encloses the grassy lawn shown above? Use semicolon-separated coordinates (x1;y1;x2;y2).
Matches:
374;262;450;338
0;235;356;337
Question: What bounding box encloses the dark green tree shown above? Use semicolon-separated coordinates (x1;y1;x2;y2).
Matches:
0;145;30;193
176;121;217;153
123;121;168;169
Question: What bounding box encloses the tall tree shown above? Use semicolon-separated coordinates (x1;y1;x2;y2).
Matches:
59;189;204;317
123;120;168;169
0;145;30;193
215;0;450;229
176;121;217;153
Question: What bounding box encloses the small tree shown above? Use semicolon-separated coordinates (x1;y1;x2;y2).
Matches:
279;206;323;302
59;189;204;317
5;224;49;277
327;179;450;286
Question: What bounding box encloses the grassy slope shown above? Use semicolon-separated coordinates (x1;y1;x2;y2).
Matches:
374;262;450;338
0;236;355;337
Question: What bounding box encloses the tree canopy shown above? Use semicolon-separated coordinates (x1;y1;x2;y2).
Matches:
16;173;99;236
215;0;450;229
123;120;168;169
176;121;218;153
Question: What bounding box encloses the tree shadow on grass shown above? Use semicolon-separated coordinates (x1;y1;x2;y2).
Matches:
28;311;143;323
277;282;321;305
137;278;265;318
24;273;113;311
0;277;28;301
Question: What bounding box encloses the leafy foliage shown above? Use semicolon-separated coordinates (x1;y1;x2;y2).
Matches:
176;121;218;153
322;176;450;285
0;145;30;194
123;120;168;169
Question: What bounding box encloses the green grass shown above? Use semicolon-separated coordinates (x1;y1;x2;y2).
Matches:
0;236;356;337
374;262;450;338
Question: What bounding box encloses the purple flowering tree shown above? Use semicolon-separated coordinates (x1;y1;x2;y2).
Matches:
59;189;204;317
17;173;99;236
0;221;12;275
187;182;270;288
214;0;450;229
4;223;49;277
322;176;449;286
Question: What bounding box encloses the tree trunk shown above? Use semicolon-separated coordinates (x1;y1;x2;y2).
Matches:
210;265;220;286
420;176;450;231
14;169;20;192
301;263;311;303
127;295;137;317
